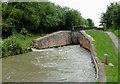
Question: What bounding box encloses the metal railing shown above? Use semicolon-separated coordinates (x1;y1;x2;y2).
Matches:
72;26;98;31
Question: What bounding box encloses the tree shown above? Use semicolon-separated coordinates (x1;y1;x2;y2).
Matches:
65;9;83;29
2;2;94;37
100;2;120;30
87;18;94;27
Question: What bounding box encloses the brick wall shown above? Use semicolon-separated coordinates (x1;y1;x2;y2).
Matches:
80;32;90;50
79;31;95;50
32;31;72;49
32;30;94;50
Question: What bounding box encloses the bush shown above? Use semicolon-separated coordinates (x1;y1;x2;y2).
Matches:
20;28;28;35
20;28;33;37
97;28;104;31
2;35;29;57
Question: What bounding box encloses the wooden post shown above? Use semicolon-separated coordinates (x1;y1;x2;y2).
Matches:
104;54;109;65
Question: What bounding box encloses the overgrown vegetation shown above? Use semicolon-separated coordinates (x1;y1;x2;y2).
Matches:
86;30;118;82
2;35;26;57
2;27;42;57
2;2;94;38
100;2;120;30
2;34;42;57
100;2;120;39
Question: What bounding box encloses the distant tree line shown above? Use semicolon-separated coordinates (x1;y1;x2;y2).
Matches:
2;2;94;38
100;2;120;30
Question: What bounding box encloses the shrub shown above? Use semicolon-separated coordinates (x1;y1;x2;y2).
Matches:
20;28;32;37
20;28;28;35
2;35;28;57
97;28;104;31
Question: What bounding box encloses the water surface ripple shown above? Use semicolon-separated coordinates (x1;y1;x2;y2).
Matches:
3;45;96;82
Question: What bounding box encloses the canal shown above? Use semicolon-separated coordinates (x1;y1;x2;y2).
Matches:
2;45;96;82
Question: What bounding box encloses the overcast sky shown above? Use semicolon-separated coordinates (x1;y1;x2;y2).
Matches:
49;0;119;26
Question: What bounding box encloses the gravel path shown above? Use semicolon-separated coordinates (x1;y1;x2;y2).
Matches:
106;32;120;52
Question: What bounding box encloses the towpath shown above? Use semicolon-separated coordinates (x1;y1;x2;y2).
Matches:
106;32;120;52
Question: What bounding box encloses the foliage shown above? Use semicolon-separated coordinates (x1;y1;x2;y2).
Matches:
86;30;118;82
2;32;42;57
108;29;120;39
100;2;120;30
66;9;82;29
2;35;27;57
87;18;94;27
20;28;32;37
2;2;94;37
2;27;34;57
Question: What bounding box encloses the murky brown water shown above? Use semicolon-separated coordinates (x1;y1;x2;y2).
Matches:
2;45;96;82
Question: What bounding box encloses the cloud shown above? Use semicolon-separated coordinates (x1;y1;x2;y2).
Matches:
49;0;119;26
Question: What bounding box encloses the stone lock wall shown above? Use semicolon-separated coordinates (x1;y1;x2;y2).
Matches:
32;31;72;49
79;31;94;50
32;30;106;82
32;30;93;50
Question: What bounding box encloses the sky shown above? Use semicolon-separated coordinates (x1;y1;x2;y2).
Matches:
2;0;119;26
49;0;119;26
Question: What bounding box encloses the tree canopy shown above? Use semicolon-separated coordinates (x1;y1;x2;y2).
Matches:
2;2;94;37
87;18;94;27
100;2;120;30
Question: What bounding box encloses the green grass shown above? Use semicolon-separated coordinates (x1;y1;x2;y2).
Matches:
85;30;118;82
2;34;42;48
108;29;120;39
21;34;42;47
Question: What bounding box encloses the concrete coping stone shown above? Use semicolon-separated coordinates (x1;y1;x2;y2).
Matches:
34;31;71;41
91;44;96;51
80;30;95;42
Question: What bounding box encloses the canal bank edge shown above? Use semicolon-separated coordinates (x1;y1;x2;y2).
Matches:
80;31;106;82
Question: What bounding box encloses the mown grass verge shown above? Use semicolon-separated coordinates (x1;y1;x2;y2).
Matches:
21;34;42;47
108;29;120;39
85;30;118;82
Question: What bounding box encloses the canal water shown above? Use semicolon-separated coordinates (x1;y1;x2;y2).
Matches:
2;45;96;82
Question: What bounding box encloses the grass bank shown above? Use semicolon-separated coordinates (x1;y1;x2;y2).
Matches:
108;29;120;39
85;30;118;82
21;34;42;47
